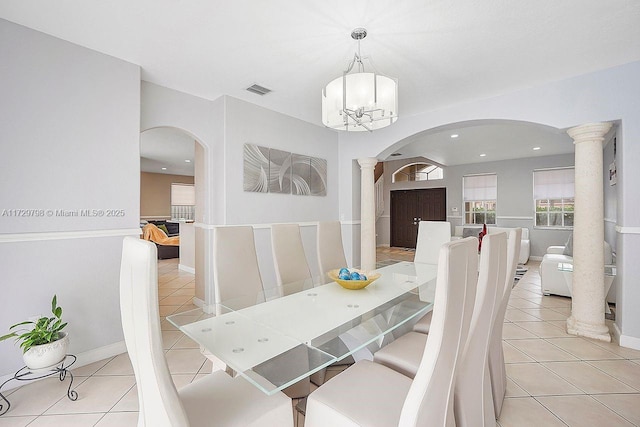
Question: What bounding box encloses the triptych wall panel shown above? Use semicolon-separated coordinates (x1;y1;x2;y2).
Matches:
244;144;326;196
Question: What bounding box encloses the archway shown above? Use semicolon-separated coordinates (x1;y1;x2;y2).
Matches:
371;119;576;257
139;126;209;306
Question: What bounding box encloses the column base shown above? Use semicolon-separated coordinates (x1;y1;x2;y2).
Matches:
566;315;611;342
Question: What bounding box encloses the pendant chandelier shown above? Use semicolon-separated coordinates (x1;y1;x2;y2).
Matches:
321;28;398;132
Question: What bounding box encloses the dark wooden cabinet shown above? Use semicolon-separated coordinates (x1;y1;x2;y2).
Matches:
390;188;447;248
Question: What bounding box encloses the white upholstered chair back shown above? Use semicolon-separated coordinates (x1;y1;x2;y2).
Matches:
414;221;452;264
399;237;479;427
120;237;190;427
454;232;508;427
489;228;521;416
216;227;309;398
271;223;312;290
213;226;263;304
317;221;348;279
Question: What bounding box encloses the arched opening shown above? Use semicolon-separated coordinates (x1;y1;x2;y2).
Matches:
373;119;576;260
139;126;208;306
392;162;443;183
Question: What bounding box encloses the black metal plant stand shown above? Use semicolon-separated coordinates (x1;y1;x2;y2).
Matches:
0;354;78;416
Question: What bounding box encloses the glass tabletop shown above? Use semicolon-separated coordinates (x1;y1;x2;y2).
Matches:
557;262;617;276
167;261;436;394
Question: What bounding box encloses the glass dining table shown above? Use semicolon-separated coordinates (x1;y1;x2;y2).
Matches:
167;261;437;395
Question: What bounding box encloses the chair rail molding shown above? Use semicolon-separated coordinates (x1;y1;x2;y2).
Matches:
195;220;361;229
615;225;640;234
0;228;141;243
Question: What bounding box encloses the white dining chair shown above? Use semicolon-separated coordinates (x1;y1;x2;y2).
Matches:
317;221;348;281
454;231;507;427
371;222;452;379
215;226;311;398
488;228;521;417
412;221;451;335
202;226;264;372
271;223;312;293
373;232;508;388
372;329;427;379
305;237;479;427
213;226;263;305
414;220;452;264
119;237;293;427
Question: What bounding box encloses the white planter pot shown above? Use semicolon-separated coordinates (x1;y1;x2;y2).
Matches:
22;332;69;371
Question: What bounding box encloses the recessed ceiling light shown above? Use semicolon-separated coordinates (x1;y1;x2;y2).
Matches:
390;153;402;157
480;153;487;157
161;167;167;170
185;159;192;163
533;147;541;151
450;134;459;138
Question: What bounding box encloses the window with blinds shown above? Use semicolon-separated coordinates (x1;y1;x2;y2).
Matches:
463;173;497;225
533;167;574;228
171;183;195;220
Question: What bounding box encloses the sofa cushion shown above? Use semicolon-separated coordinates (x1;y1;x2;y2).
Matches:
149;220;179;236
462;227;481;238
563;234;573;257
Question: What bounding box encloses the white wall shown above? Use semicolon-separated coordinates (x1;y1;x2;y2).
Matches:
223;96;339;224
338;61;640;348
0;19;140;375
377;153;575;257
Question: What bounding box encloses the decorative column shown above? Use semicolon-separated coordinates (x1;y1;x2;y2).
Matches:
358;158;378;272
566;122;612;342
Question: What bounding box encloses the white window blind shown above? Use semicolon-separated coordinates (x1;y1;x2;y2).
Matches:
171;183;195;206
463;174;497;201
534;168;574;199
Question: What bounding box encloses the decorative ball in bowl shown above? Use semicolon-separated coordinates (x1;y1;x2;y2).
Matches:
328;268;381;290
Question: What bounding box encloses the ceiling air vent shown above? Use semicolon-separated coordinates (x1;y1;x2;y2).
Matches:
246;84;272;96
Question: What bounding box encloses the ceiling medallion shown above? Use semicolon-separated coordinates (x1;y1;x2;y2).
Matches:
321;28;398;132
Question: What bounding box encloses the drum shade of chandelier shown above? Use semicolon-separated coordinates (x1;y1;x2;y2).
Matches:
322;28;398;132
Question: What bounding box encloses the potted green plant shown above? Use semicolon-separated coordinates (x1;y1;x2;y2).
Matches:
0;295;69;370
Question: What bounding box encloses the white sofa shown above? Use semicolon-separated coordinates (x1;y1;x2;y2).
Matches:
540;241;615;302
453;226;530;264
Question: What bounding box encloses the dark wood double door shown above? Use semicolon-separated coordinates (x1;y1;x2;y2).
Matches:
390;188;447;248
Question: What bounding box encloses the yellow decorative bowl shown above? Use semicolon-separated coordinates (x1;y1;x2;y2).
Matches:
328;269;381;290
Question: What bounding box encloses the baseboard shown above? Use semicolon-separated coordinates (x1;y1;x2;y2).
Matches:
612;322;622;344
193;296;205;308
618;330;640;350
178;264;195;274
0;341;127;391
529;256;543;262
377;244;390;247
75;341;127;367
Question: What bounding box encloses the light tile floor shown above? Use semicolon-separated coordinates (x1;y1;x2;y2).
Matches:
1;250;639;426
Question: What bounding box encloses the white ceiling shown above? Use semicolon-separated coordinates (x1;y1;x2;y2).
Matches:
389;120;575;166
140;128;195;176
2;1;639;163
